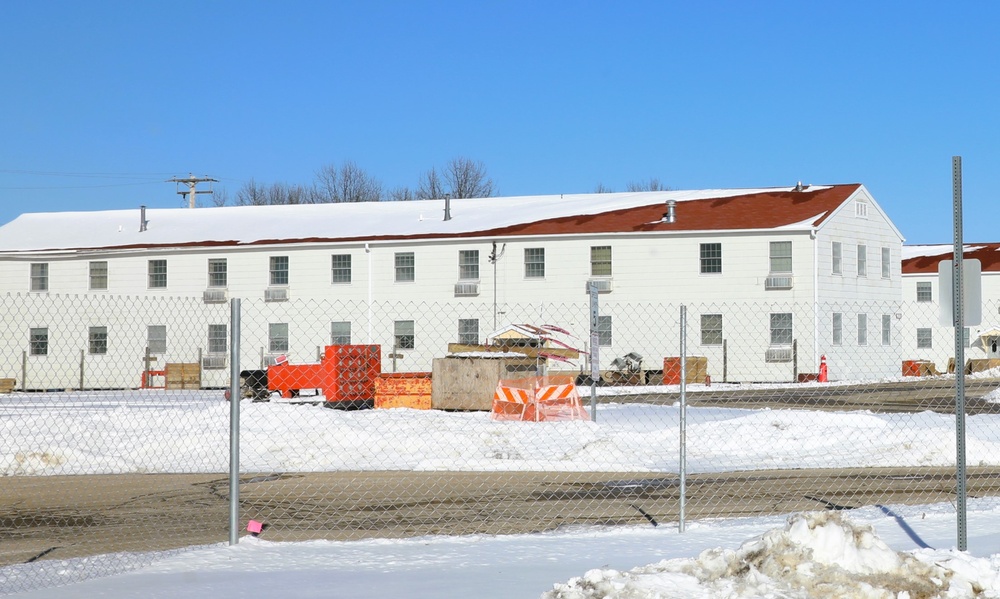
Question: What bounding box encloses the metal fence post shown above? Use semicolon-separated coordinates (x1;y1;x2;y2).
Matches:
589;283;599;422
229;298;241;545
679;304;687;532
952;156;968;551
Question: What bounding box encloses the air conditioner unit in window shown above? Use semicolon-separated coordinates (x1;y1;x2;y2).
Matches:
264;287;289;302
764;275;793;290
765;347;793;363
202;354;227;370
587;279;613;293
203;289;228;303
454;282;480;297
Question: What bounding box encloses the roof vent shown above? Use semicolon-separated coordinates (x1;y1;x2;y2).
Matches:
662;200;676;223
443;194;452;221
139;205;148;232
794;181;808;192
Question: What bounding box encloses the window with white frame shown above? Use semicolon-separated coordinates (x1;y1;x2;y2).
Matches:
395;252;415;282
855;197;868;218
148;259;167;288
458;319;479;345
331;321;351;345
208;259;227;287
597;315;613;347
882;314;891;346
268;323;289;353
916;282;932;302
394;320;415;350
832;242;842;275
147;325;166;355
30;327;48;356
331;254;352;284
769;241;792;273
700;243;722;274
770;313;793;346
857;313;868;345
89;261;108;290
590;246;612;277
269;256;289;286
30;263;48;292
701;314;723;345
208;324;227;354
832;313;843;345
857;244;867;277
881;247;890;279
524;248;545;278
917;328;932;349
459;250;479;280
89;326;108;355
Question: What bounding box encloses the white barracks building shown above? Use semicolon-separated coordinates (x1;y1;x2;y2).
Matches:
0;184;905;389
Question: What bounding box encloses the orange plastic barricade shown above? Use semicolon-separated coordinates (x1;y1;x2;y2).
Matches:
491;375;589;422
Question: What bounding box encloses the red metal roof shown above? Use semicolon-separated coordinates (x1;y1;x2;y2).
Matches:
903;244;1000;274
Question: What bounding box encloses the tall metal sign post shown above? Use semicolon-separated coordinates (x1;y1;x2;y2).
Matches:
948;156;973;551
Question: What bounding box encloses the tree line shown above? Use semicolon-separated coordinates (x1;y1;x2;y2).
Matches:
209;157;668;206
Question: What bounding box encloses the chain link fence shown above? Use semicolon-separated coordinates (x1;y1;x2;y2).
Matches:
2;293;999;593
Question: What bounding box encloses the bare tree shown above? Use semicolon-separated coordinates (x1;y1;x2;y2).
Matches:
313;161;383;203
388;186;416;202
626;178;670;192
593;183;614;194
234;179;270;205
416;167;446;200
444;157;495;199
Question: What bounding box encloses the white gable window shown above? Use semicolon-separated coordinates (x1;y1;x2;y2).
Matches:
832;242;842;275
855;197;868;218
857;244;867;277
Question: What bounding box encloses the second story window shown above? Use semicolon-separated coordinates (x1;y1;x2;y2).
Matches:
395;252;415;282
857;244;867;277
459;250;479;280
30;263;48;292
208;259;227;287
916;282;932;302
700;243;721;274
881;247;891;279
269;256;289;286
331;254;352;283
832;242;842;275
90;261;108;290
524;248;545;278
769;241;792;273
148;260;167;289
590;246;612;277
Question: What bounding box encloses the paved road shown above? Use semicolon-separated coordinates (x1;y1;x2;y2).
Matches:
3;467;997;567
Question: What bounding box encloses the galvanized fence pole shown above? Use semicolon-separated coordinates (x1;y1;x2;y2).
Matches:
952;156;968;551
229;298;242;545
589;284;599;422
679;304;687;532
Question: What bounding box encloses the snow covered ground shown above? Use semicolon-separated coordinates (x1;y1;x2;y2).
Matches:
5;500;1000;598
4;381;1000;597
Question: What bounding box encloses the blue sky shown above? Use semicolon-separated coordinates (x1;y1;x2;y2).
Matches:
1;1;997;244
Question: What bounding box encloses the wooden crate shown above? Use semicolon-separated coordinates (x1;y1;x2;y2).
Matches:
165;363;201;389
0;378;15;393
431;356;536;410
662;356;708;384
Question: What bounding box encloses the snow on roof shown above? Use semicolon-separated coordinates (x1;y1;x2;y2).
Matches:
902;243;1000;274
0;185;844;254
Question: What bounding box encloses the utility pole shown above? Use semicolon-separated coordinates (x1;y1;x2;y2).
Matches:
168;174;218;208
